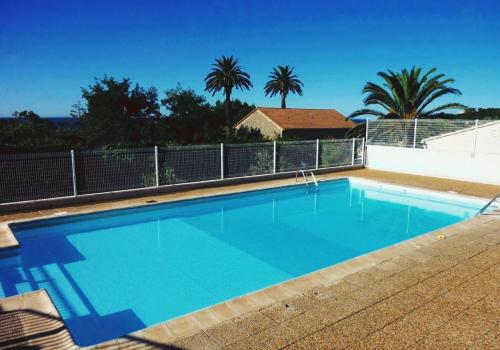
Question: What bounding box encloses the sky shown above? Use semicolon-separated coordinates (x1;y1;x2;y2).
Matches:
1;0;499;117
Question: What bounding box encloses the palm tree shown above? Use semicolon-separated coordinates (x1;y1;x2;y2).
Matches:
350;67;466;119
205;56;252;127
264;65;303;108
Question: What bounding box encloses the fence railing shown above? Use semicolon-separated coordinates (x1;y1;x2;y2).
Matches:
366;119;500;155
0;138;364;205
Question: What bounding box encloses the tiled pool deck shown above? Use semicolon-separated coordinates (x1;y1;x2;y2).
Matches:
0;169;499;349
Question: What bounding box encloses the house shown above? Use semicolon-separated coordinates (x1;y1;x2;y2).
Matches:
422;120;500;153
234;107;357;139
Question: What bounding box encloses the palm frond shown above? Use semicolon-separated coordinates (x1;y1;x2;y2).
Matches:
264;65;304;103
349;108;387;119
204;55;253;96
355;67;463;119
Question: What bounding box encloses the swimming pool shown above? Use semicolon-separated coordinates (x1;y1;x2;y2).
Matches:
0;178;482;345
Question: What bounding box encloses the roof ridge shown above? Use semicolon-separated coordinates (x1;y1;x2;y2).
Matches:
257;107;340;111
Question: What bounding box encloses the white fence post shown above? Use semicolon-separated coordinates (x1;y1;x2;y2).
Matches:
273;141;277;174
472;119;479;155
154;146;159;187
412;118;418;148
351;138;356;166
365;120;369;144
220;143;224;179
315;139;320;170
361;137;366;165
70;150;77;196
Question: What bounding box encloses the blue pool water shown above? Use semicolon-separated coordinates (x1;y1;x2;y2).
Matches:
0;179;481;345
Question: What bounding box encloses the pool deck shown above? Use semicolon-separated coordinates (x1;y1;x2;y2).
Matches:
0;169;499;349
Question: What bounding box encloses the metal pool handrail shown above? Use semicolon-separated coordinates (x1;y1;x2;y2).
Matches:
295;169;319;192
295;169;310;187
477;194;500;215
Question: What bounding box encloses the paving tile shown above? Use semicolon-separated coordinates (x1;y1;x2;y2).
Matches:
208;302;240;321
451;308;496;335
391;288;432;315
190;309;225;330
348;279;399;305
204;321;248;346
225;295;259;316
353;327;410;350
342;269;381;287
469;328;500;350
285;324;352;350
467;294;500;324
260;300;304;323
416;317;492;350
172;332;220;350
402;304;450;335
321;280;359;298
166;316;202;339
232;311;277;335
443;280;490;306
263;284;296;302
283;293;323;311
134;324;175;343
280;313;326;337
306;294;366;325
375;259;408;274
246;324;301;350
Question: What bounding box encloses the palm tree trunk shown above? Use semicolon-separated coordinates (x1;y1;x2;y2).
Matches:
225;89;231;128
281;94;286;108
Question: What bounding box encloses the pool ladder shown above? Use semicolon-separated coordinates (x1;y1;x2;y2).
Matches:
476;193;500;216
295;169;319;193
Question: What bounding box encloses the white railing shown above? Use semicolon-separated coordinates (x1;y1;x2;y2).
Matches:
366;119;500;155
0;138;365;205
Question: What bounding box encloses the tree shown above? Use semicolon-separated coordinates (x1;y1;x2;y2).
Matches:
13;110;42;123
350;67;466;119
0;111;74;152
161;84;211;119
264;65;303;108
74;76;161;146
204;56;252;127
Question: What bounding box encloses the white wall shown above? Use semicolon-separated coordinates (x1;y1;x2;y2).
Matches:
424;121;500;154
366;145;500;185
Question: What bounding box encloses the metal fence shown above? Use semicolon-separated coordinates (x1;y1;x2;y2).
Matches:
366;119;500;154
0;138;364;205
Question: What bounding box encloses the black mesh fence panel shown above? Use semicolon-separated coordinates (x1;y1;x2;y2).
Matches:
354;138;364;165
277;140;317;172
0;139;366;204
0;152;73;203
367;120;416;147
319;139;354;168
225;142;274;178
158;145;221;185
75;148;155;194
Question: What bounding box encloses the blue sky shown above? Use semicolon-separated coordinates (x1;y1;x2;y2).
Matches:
1;0;499;117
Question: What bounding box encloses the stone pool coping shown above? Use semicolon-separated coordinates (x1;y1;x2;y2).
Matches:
0;169;499;349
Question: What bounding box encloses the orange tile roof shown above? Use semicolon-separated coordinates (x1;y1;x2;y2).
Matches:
236;107;357;130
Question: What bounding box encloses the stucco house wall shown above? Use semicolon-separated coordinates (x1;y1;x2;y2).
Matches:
235;110;282;138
